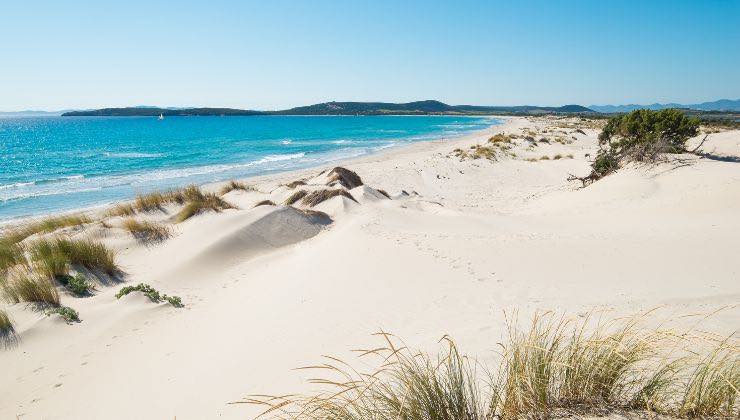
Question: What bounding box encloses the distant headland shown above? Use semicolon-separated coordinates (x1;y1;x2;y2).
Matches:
61;100;595;117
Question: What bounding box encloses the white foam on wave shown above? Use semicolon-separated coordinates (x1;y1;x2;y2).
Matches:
0;153;308;202
104;152;164;158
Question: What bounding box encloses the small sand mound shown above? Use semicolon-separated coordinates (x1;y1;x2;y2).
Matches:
326;167;363;189
349;185;391;203
283;190;308;206
184;206;332;271
301;189;358;207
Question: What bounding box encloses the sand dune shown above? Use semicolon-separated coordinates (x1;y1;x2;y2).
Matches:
1;116;738;419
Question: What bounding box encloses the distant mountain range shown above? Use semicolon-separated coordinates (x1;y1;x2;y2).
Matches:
62;100;594;116
8;99;737;117
588;99;740;113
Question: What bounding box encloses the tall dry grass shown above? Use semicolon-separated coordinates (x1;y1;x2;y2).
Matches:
220;180;253;195
28;237;118;276
0;309;18;348
174;191;235;222
0;214;90;245
239;312;739;419
121;218;171;242
1;270;60;306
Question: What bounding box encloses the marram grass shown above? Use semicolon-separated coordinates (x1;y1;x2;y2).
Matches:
0;309;18;348
238;312;739;419
121;218;171;242
1;270;60;306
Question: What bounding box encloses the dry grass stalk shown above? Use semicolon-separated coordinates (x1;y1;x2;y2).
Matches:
254;200;276;207
300;189;358;207
326;167;363;189
174;192;235;222
1;270;60;306
220;180;253;195
28;237;118;276
283;190;308;206
0;309;18;349
239;312;740;419
121;218;171;242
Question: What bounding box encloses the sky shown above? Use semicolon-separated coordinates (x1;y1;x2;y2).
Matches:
1;0;738;111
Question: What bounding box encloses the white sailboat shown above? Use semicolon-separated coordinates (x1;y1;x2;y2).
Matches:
158;113;164;120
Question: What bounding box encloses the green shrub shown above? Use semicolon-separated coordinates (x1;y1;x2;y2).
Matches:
46;306;80;323
574;109;699;186
116;283;183;307
57;273;93;296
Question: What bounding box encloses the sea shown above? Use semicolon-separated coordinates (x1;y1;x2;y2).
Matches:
0;115;500;222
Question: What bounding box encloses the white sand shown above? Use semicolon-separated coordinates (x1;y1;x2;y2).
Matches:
1;116;739;419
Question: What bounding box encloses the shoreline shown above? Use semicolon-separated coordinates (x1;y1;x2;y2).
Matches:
0;116;511;227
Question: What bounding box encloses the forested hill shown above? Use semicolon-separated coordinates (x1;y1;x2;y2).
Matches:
62;101;595;116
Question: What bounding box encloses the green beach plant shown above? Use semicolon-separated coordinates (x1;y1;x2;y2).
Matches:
56;273;94;296
116;283;183;307
46;305;80;323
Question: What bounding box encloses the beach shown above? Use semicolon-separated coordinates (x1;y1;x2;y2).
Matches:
1;115;739;419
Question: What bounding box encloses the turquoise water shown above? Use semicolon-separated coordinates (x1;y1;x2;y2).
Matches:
0;115;499;222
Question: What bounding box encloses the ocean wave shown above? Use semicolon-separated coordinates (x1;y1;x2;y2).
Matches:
104;152;164;158
0;153;309;202
0;181;35;190
280;139;292;145
254;153;305;164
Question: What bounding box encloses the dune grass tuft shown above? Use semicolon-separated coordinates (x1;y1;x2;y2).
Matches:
106;202;137;217
283;190;308;206
300;189;358;207
220;180;253;195
1;271;60;306
1;214;90;246
240;312;740;419
121;218;171;242
238;332;490;419
680;342;740;418
28;237;118;276
0;239;25;273
326;167;363;189
0;309;18;348
174;192;235;222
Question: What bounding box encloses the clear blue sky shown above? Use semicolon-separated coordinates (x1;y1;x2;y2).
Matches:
1;0;738;110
